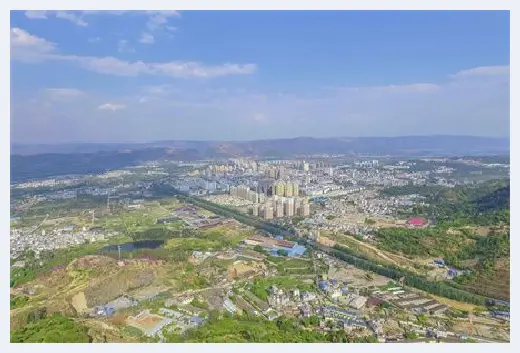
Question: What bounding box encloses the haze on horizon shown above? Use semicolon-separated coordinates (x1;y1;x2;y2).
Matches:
10;10;510;144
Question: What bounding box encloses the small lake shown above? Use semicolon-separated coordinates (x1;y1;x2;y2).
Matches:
100;240;165;253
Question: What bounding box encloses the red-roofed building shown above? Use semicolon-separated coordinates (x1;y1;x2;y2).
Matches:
407;217;426;227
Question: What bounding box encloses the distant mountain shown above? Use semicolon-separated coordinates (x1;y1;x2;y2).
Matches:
10;136;509;182
11;135;510;156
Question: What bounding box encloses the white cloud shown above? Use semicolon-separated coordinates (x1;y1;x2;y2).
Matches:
12;63;509;143
329;83;441;95
10;27;56;62
88;37;101;43
145;10;181;18
252;113;269;124
450;65;510;79
150;62;257;78
98;103;126;111
139;33;155;44
25;10;89;26
81;10;127;16
44;88;85;101
372;83;440;93
142;85;175;96
11;28;258;79
23;10;181;31
117;40;135;53
70;56;149;76
24;10;48;19
55;11;88;27
145;11;181;32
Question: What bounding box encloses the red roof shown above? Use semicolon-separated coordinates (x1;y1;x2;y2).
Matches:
408;217;426;226
275;239;296;248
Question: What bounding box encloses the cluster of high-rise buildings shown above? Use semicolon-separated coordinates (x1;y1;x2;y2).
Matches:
229;185;267;203
229;184;310;220
265;165;286;180
204;164;234;175
354;160;379;168
272;182;299;197
251;196;310;220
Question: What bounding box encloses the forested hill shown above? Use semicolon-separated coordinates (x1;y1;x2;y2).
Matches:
433;180;510;226
377;179;510;300
382;179;510;226
473;183;510;213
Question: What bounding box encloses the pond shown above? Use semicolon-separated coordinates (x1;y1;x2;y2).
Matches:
100;240;165;253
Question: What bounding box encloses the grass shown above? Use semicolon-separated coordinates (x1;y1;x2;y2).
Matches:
124;325;145;338
165;238;221;251
10;295;29;309
203;258;235;269
268;257;315;275
429;294;482;312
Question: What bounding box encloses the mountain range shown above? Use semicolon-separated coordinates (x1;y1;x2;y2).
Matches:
10;136;509;182
11;135;510;157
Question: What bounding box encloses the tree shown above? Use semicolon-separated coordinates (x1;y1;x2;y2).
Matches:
254;245;267;254
27;307;47;324
364;218;376;225
404;331;418;340
11;314;90;343
416;314;428;325
277;249;289;257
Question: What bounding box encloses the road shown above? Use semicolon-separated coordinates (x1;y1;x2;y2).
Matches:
30;214;49;234
162;188;510;307
340;235;411;268
179;284;231;295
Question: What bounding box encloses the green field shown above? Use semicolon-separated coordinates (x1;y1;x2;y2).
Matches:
268;257;315;275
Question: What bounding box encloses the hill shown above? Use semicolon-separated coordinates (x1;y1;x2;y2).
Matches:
12;135;509;156
11;136;510;182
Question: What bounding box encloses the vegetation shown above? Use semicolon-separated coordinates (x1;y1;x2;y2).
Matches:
11;149;191;182
253;245;269;255
311;243;488;305
276;249;289;257
292;216;305;225
381;185;444;197
190;298;209;310
153;184;296;237
364;218;376;225
269;257;314;275
433;181;510;226
10;296;29;309
130;225;186;241
374;179;510;300
164;313;377;343
375;227;509;266
404;331;418;339
11;242;106;287
158;183;506;305
11;314;90;343
383;179;510;227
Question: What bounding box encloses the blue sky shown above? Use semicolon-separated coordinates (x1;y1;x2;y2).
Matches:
10;10;510;143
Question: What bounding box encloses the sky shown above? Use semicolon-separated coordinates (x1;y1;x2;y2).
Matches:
10;10;510;144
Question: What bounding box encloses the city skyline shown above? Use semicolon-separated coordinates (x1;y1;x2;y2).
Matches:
11;10;510;143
